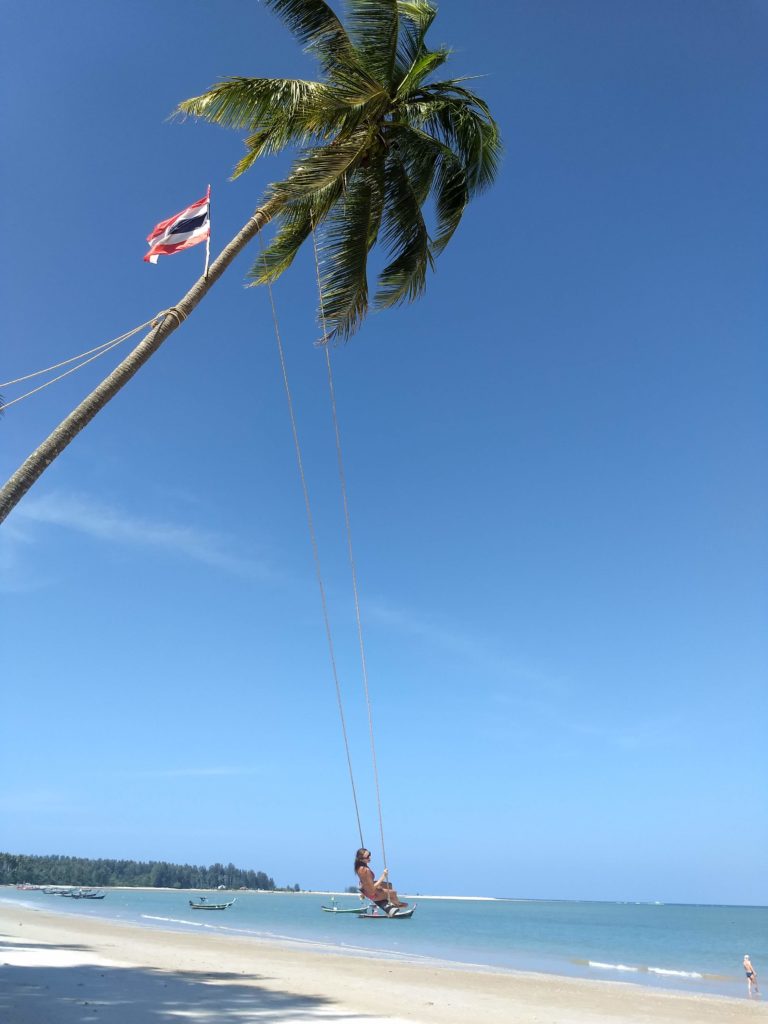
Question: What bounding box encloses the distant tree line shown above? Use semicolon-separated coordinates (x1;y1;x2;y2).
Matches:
0;852;276;890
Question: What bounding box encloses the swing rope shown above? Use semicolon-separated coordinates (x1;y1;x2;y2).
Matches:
260;235;365;851
310;225;389;873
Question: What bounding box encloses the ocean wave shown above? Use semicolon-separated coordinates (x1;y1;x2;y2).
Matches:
586;960;704;980
141;914;204;927
648;967;703;979
588;961;639;972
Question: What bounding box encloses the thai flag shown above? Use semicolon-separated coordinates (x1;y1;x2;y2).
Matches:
144;188;210;263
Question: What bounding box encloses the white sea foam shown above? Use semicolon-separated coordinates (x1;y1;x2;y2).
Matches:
648;967;703;979
141;914;204;927
588;961;704;980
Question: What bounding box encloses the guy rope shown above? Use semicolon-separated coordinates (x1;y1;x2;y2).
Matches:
0;312;184;414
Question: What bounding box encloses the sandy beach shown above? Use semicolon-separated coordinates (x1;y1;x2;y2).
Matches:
1;904;765;1024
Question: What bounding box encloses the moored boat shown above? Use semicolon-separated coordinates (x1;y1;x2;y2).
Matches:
188;896;236;910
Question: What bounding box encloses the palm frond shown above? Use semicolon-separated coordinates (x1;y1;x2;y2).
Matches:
375;153;433;309
366;149;388;248
434;104;501;194
249;178;347;284
316;170;378;340
395;0;437;74
346;0;399;91
430;151;468;255
269;127;377;205
175;77;331;132
232;99;365;177
390;123;465;252
321;65;391;108
249;211;314;285
263;0;352;68
395;47;450;99
401;86;502;194
387;124;439;204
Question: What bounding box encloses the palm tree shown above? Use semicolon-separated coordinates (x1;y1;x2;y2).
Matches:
0;0;500;525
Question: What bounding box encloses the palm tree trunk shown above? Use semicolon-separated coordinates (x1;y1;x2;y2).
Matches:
0;196;282;526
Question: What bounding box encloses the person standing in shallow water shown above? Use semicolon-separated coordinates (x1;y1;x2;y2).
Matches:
354;848;407;915
744;955;760;997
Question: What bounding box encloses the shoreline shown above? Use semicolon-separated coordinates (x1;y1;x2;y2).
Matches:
2;904;765;1023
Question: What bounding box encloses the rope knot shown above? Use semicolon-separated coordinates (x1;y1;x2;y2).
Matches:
155;306;188;328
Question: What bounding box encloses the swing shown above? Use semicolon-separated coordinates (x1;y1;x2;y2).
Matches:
263;227;415;921
358;906;416;920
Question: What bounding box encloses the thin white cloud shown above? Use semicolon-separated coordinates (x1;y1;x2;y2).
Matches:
0;519;49;593
364;601;669;752
365;597;566;693
11;491;273;579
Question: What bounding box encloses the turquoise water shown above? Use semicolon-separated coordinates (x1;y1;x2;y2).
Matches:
4;888;765;999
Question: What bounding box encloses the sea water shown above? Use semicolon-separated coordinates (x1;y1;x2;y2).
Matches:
3;888;765;1000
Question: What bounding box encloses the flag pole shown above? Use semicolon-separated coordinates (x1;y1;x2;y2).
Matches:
204;184;211;278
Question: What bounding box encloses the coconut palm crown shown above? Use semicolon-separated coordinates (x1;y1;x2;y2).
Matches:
177;0;501;341
0;0;500;524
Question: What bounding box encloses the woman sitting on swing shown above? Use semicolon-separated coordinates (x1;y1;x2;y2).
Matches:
354;848;408;915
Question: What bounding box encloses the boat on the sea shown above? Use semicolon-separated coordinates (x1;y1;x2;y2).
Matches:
321;902;366;914
188;896;237;910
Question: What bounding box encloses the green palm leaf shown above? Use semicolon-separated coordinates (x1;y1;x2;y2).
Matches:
402;86;501;194
346;0;399;91
263;0;384;100
375;153;433;309
249;180;346;284
366;149;388;249
264;0;351;68
250;211;315;285
395;0;437;76
270;126;377;206
391;124;466;254
176;77;329;131
395;47;449;99
316;170;377;340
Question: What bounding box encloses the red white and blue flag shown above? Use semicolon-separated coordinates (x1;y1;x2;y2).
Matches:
144;188;210;264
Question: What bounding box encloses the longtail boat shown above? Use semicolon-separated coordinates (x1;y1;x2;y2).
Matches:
188;896;236;910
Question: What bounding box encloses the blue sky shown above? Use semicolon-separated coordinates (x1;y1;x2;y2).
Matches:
1;0;766;905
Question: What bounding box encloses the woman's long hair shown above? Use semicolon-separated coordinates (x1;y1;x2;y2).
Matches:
354;848;371;873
